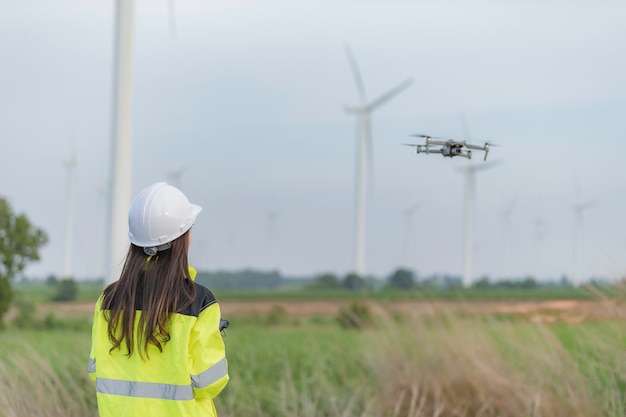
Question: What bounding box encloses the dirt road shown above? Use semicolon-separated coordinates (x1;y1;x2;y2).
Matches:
30;298;626;323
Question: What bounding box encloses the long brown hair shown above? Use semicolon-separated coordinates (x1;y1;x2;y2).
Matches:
102;230;196;358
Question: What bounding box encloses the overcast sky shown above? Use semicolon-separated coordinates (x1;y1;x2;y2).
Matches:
1;0;625;283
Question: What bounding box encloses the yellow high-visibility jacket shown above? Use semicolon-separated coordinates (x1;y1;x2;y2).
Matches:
88;267;229;417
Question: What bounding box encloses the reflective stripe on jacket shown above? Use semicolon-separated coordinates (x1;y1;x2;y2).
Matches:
88;267;229;417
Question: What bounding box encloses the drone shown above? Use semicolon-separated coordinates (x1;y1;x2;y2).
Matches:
404;134;494;161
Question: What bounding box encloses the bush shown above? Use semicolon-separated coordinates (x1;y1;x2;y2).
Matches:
343;273;364;290
387;268;415;289
53;278;78;302
266;305;290;326
308;273;340;289
13;298;36;329
336;300;372;329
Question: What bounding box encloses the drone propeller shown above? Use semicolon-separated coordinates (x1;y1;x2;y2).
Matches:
410;134;450;140
462;141;499;161
402;143;426;154
482;142;499;161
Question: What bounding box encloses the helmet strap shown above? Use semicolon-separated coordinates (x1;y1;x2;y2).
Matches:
143;242;173;256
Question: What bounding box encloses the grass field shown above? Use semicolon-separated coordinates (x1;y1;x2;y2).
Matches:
1;293;626;417
12;281;600;303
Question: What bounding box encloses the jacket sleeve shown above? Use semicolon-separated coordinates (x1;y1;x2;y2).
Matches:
189;302;229;400
88;296;103;382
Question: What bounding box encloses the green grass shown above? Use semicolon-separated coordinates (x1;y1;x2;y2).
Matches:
13;281;103;303
213;286;594;301
12;281;599;305
2;306;625;417
0;329;96;417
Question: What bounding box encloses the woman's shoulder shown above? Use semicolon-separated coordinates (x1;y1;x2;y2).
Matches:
179;282;217;317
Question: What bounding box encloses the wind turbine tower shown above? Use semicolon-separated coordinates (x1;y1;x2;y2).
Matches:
63;150;78;279
499;198;515;279
344;44;412;277
106;0;134;285
572;200;595;286
459;162;498;287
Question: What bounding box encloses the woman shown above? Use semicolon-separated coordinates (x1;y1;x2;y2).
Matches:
88;182;229;417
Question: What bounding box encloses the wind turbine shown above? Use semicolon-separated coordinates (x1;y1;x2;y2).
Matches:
456;114;500;287
344;44;413;278
572;199;596;286
498;198;516;279
106;1;179;285
63;148;78;279
401;202;420;268
459;162;499;287
106;0;135;285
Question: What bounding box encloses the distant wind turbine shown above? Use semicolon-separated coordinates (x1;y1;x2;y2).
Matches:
459;161;500;287
457;115;500;287
499;198;516;279
63;147;78;279
344;44;413;277
572;200;596;286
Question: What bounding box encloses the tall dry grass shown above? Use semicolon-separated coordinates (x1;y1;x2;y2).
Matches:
366;314;604;417
0;332;96;417
1;301;625;417
215;304;626;417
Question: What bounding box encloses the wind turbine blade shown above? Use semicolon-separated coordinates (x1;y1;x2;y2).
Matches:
367;78;413;111
344;43;367;104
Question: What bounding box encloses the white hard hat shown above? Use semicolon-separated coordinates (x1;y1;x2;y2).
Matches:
128;182;202;255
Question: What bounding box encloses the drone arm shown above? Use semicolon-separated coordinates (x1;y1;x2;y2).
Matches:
464;143;484;150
